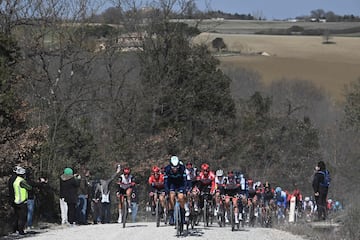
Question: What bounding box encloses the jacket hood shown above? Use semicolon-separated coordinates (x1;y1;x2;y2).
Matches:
61;173;74;181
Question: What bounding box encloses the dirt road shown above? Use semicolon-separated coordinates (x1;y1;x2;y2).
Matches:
21;222;306;240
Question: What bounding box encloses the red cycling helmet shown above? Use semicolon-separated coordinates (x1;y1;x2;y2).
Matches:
152;166;160;174
123;167;131;175
201;163;210;171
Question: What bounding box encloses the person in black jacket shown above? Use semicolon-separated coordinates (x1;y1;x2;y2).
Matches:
60;168;80;225
24;167;47;229
312;161;329;221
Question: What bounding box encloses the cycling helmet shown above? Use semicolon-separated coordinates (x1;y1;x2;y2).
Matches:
275;187;282;193
152;166;160;173
201;163;210;171
335;201;340;207
14;166;26;175
123;167;131;175
216;169;224;177
170;156;179;167
304;197;310;202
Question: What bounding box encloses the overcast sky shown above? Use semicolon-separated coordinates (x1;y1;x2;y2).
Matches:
195;0;360;19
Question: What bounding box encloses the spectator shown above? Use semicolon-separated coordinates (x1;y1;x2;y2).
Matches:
312;161;330;221
25;167;47;230
100;166;121;223
8;166;32;235
90;177;102;224
60;167;80;225
59;174;68;225
77;168;91;225
130;186;139;223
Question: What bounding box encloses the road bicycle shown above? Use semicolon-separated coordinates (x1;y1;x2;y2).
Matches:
217;196;226;227
174;193;184;237
186;194;199;230
118;183;133;228
201;191;214;227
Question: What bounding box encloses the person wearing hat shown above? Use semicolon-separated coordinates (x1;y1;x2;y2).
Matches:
60;167;80;225
8;166;32;235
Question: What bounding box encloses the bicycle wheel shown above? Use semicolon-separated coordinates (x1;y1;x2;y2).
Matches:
218;203;225;227
175;203;182;237
230;201;235;231
155;199;160;227
122;199;128;228
203;200;208;227
164;196;168;225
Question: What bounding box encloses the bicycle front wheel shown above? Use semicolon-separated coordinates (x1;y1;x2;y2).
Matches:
122;200;128;228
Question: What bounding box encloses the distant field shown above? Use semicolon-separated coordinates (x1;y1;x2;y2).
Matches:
191;20;360;102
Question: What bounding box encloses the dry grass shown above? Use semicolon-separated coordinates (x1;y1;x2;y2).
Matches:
193;33;360;103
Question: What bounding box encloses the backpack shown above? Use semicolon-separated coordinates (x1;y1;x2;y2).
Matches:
319;170;331;187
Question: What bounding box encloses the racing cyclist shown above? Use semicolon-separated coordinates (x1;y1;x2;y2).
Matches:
164;156;187;225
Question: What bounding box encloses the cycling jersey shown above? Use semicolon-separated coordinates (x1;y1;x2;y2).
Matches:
164;163;186;193
197;171;216;193
118;174;135;194
148;173;165;191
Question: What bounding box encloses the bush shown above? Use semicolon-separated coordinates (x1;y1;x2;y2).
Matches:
341;206;360;240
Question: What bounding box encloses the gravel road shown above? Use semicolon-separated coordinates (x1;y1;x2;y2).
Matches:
22;222;306;240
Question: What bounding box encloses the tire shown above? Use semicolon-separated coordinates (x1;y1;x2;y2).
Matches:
203;200;208;227
230;201;235;231
122;199;128;228
175;203;183;237
155;199;160;227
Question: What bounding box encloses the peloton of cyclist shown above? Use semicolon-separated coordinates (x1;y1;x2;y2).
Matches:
192;163;215;214
164;156;187;225
116;167;135;223
223;171;241;223
148;166;166;215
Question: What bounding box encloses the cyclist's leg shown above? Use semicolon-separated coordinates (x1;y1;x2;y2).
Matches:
117;194;123;223
233;196;239;223
126;188;133;212
159;192;166;210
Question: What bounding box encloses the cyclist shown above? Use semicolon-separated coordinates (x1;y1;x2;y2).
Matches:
193;163;215;214
291;188;303;214
303;196;314;221
275;186;287;221
223;171;241;223
184;162;198;213
148;166;166;215
214;169;226;216
164;155;187;225
116;167;135;223
262;182;274;207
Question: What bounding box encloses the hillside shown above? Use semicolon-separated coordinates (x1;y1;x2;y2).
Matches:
193;33;360;102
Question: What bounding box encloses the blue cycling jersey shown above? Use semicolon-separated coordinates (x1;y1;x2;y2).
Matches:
164;164;186;192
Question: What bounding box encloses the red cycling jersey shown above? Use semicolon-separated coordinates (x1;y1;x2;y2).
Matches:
198;171;216;193
148;173;165;190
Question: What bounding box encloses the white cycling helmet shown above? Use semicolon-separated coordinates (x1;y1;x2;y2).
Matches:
216;169;224;177
14;166;26;175
305;197;310;202
170;156;179;167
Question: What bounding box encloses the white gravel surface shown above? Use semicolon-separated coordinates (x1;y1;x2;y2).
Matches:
24;222;307;240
